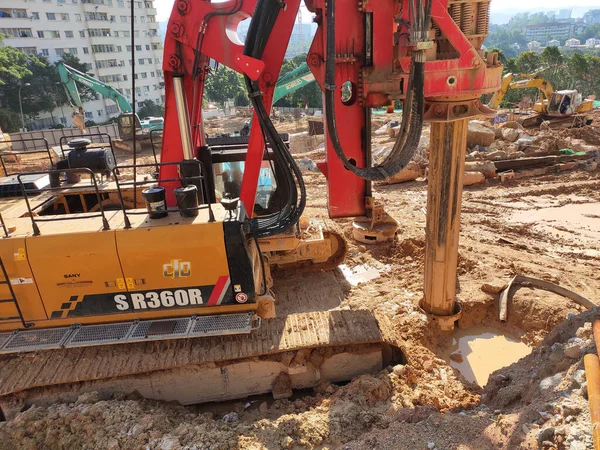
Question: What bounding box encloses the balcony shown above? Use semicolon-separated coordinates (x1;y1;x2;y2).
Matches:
145;7;157;15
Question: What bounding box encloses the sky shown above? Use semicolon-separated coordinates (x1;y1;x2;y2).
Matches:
155;0;598;22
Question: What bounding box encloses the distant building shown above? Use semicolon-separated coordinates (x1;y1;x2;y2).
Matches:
547;39;561;47
586;38;600;47
565;38;581;47
525;22;573;41
557;9;572;20
527;41;541;51
0;1;164;130
583;10;600;25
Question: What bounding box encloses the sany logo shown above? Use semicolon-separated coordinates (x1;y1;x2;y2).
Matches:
163;259;191;278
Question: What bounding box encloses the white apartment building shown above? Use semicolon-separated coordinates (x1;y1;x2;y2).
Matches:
0;0;164;130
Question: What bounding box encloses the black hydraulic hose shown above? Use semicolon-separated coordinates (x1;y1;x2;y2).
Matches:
240;0;306;238
324;0;427;181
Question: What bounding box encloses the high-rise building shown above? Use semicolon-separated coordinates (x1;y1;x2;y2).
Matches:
0;1;164;130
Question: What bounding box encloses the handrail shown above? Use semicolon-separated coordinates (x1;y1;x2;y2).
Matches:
111;160;215;229
17;168;110;236
0;138;54;177
58;133;117;167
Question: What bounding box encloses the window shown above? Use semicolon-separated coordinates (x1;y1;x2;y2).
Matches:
123;30;130;37
31;12;40;20
134;30;139;37
114;31;119;37
85;12;108;20
118;0;124;6
92;44;115;53
151;43;161;50
138;58;144;65
154;57;159;63
55;48;65;56
46;13;56;20
37;31;45;38
134;74;138;79
120;60;125;66
150;71;154;77
108;0;113;5
79;30;85;37
137;1;142;7
88;28;111;37
140;16;145;23
83;47;89;54
145;44;150;50
126;88;131;95
135;44;141;51
85;112;93;119
110;15;115;22
116;46;122;52
141;72;147;78
143;86;150;92
120;15;127;23
147;58;152;64
41;48;49;56
106;105;119;114
58;0;66;3
65;31;74;38
75;14;82;21
50;30;60;38
97;110;103;116
85;63;93;70
61;13;69;20
135;87;141;95
123;74;128;81
69;48;78;54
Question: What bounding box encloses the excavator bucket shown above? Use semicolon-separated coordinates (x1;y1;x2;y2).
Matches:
72;113;86;132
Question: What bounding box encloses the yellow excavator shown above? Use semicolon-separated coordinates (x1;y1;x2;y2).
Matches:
488;73;594;127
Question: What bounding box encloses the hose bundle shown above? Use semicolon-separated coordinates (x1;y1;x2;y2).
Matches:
242;0;306;238
324;0;432;180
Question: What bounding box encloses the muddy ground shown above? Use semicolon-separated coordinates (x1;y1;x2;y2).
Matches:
0;112;599;449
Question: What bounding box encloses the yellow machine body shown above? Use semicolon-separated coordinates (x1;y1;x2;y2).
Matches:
0;203;260;332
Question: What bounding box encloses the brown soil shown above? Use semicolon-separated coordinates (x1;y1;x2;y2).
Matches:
0;113;599;449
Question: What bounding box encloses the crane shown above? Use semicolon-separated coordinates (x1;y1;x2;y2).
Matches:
0;0;502;409
57;62;152;152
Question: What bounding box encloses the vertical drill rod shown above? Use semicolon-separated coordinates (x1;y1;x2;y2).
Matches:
423;118;468;316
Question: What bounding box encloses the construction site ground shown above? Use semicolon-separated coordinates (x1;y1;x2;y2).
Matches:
0;110;599;449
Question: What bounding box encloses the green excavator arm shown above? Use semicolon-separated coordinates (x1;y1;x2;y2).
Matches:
272;62;315;105
57;62;133;114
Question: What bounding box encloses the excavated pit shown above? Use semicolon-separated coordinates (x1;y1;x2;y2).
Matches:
0;113;599;449
439;326;532;386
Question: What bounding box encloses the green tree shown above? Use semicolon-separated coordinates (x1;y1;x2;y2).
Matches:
204;66;244;106
514;51;541;74
137;99;164;118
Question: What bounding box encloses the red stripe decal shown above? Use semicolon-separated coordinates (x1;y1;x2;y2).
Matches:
206;276;229;306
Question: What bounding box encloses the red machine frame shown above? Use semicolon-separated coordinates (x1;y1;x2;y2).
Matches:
160;0;501;218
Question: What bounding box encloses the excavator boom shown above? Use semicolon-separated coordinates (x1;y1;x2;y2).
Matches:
57;63;133;114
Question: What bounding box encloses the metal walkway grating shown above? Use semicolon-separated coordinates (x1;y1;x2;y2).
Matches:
192;312;255;336
130;317;192;339
0;313;259;354
65;322;134;346
2;327;72;352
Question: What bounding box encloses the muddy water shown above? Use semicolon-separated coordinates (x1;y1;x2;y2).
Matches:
441;327;532;386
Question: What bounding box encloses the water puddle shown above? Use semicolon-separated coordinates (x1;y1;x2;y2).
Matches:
339;263;389;286
440;327;532;386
